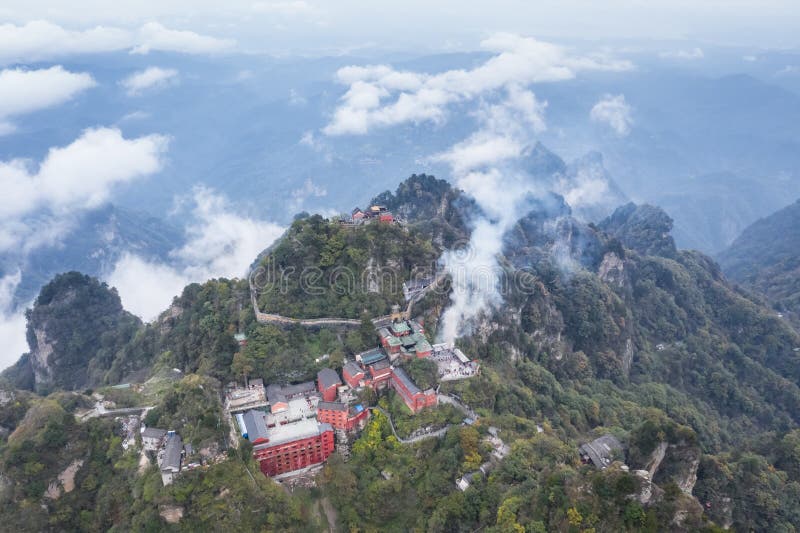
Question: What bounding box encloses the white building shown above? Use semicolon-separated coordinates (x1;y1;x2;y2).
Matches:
141;427;168;452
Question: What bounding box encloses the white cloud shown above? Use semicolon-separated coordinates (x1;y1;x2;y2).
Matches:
776;65;800;76
107;187;285;320
659;47;704;60
555;166;610;209
323;33;632;136
433;85;550;343
0;127;168;249
120;66;179;96
742;54;758;62
0;20;234;64
0;127;168;350
120;110;151;122
288;88;307;106
175;187;285;279
252;1;316;15
432;85;547;174
0;66;96;130
590;94;632;136
0;270;29;371
105;254;191;320
436;134;524;175
288;178;327;213
0;20;131;64
131;22;235;55
299;130;317;148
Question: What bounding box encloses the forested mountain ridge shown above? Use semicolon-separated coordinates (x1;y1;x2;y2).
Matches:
1;175;799;531
717;198;800;327
2;273;143;393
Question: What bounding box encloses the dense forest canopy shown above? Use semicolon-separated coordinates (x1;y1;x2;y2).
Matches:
1;175;800;531
718;198;800;327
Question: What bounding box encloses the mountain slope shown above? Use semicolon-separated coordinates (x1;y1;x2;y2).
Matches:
1;176;800;531
717;198;800;326
2;272;143;393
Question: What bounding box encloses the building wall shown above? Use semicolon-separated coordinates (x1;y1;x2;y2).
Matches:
346;408;370;430
391;372;437;413
381;337;402;354
343;369;365;389
320;384;337;402
253;430;335;477
317;408;347;428
318;407;370;430
142;436;163;451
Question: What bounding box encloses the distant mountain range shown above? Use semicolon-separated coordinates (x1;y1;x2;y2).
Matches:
5;51;800;257
1;204;183;307
3;175;800;530
718;198;800;326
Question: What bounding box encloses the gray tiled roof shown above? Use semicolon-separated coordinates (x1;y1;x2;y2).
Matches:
243;410;269;442
142;427;167;439
318;401;347;412
266;381;316;406
162;434;183;471
343;361;363;377
580;434;624;469
392;367;421;395
317;368;341;389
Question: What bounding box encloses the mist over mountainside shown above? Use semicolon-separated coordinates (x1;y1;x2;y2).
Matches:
4;49;800;244
5;51;800;368
0;204;184;308
2;10;800;528
718;198;800;326
1;46;799;345
2;175;800;530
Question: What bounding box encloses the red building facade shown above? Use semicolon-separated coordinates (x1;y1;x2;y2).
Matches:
253;423;335;477
391;367;437;413
343;361;366;389
369;360;393;389
317;368;341;402
317;402;370;431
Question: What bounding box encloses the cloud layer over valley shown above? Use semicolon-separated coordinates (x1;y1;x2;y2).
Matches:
0;20;235;65
0;127;168;251
106;187;285;321
323;34;632;136
321;33;633;342
0;127;169;370
120;66;179;96
0;66;96;134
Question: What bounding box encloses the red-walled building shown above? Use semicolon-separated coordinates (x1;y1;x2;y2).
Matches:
378;327;403;355
317;401;370;431
343;361;366;389
245;412;335;477
369;359;393;389
317;368;341;402
391;367;437;413
415;340;432;358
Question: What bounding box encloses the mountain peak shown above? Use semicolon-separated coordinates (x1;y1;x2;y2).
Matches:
600;202;677;258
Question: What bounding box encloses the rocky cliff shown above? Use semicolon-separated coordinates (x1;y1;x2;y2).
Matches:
3;272;142;392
